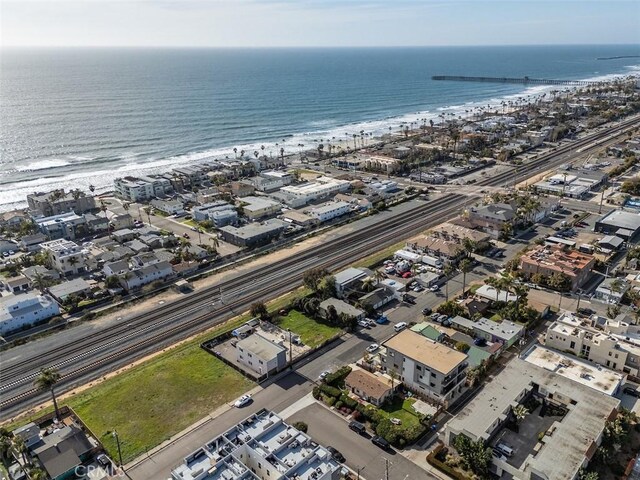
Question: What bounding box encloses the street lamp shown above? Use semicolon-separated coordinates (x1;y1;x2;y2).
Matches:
288;328;293;370
112;430;123;468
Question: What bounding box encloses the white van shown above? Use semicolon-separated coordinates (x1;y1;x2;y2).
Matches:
496;443;514;457
394;322;407;332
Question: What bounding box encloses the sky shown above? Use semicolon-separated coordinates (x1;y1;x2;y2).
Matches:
1;0;639;48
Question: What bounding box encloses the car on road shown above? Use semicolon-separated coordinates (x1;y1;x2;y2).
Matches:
366;343;379;353
393;322;407;332
357;319;370;328
623;386;640;398
183;233;190;239
190;226;198;231
577;307;595;316
412;285;424;292
234;394;252;407
371;435;391;451
422;307;432;316
376;315;389;324
429;284;440;292
319;371;331;381
8;250;15;255
364;318;376;327
326;446;345;462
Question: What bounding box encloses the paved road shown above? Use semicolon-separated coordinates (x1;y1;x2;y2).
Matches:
287;404;434;480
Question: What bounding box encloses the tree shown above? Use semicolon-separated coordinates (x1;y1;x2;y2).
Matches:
317;275;336;300
458;258;473;295
250;301;269;320
32;271;49;293
11;435;28;466
0;428;12;461
361;277;376;293
578;470;599;480
302;267;329;292
325;305;339;325
34;367;62;419
512;404;529;424
105;275;121;289
28;468;48;480
548;272;571;292
452;434;492;476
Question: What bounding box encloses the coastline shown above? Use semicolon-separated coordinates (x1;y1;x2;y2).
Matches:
0;65;638;213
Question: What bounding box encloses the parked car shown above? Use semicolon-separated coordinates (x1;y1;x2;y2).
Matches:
376;315;389;324
326;446;345;463
96;454;111;468
364;318;376;327
474;337;487;347
366;343;379;353
437;314;448;324
371;435;391;451
624;386;640;398
429;284;440;292
495;443;514;457
393;322;407;332
390;418;402;425
431;312;440;321
319;371;330;381
402;272;412;278
422;307;432;316
349;421;366;435
183;233;190;239
234;394;252;408
357;319;370;328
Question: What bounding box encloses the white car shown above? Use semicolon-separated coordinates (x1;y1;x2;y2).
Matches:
319;370;331;381
234;394;252;407
429;285;440;292
357;319;370;328
390;418;402;425
366;343;379;353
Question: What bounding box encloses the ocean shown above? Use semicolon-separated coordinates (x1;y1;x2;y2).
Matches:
1;44;639;212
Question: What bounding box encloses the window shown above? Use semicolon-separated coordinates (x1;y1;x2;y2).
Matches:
430;382;436;388
416;365;422;371
570;341;576;349
431;372;436;378
609;352;612;357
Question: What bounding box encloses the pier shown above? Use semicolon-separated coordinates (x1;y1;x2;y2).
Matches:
431;75;593;86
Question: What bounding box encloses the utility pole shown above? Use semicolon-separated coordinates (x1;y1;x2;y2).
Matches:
112;430;123;468
599;178;607;214
288;328;293;370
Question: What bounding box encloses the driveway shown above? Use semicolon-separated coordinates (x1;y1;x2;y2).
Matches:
286;403;436;480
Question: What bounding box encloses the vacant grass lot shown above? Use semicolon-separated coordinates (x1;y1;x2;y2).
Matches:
379;397;423;428
277;310;341;348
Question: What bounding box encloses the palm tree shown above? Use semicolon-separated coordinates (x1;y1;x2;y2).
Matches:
34;367;62;419
512;404;529;424
361;277;376;293
0;428;12;461
32;271;48;293
459;258;473;296
484;277;500;303
11;435;28;466
28;468;47;480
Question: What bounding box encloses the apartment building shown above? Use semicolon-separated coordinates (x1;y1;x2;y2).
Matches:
382;329;468;405
27;189;96;217
114;175;172;202
0;293;60;335
219;220;287;248
279;176;350;205
171;410;342;480
41;239;88;276
519;245;595;291
307;201;351;223
240;196;282;220
236;334;287;375
545;312;640;377
35;212;87;240
467;203;516;237
118;261;174;291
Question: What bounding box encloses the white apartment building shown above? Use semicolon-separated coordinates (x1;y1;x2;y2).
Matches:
114;175;172;202
41;239;87;276
236;334;287;375
240;196;282;220
279;176;350;205
545;312;640;376
118;261;174;291
0;293;60;335
383;329;468;405
307;201;351;223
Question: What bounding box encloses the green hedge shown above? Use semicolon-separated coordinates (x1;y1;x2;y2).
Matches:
426;445;473;480
319;384;342;398
325;366;352;387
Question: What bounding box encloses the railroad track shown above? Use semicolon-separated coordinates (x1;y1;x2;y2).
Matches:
1;114;639;418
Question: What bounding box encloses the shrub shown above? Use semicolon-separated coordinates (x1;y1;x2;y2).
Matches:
324;395;336;407
312;386;321;400
455;341;470;353
325;366;352;387
292;421;308;433
319;384;341;398
427;445;472;480
339;393;358;409
335;401;344;409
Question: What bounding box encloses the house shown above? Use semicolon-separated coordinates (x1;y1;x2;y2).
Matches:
41;239;88;276
407;236;464;262
118;261;174;291
31;425;94;480
107;212;135;230
103;259;130;277
0;275;32;294
111;228;137;243
82;213;109;233
230;181;256;198
334;267;371;299
449;315;525;349
240;196;282;220
48;278;92;303
12;423;40;449
27;189;96;217
150;199;185;216
22;266;60;284
382;330;468;405
124;238;149;254
318;298;365;321
1;210;29;228
0;238;19;254
192;201;237;226
281;210;318;228
462;297;491;317
0;293;60;335
474;284;518;303
18;233;49;252
236;334;287;376
598;235;625;252
519;245;595;291
595;209;640;240
345;368;395;407
443;358;620;480
411;323;445;342
467;203;516;237
358;286;395;310
594;277;631;304
219;219;287;248
130;252;160;268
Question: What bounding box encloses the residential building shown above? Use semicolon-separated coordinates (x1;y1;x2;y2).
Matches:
35;212;87;240
0;275;31;294
345;368;396;407
17;233;49;252
105;212;135;230
595;209;640;240
443;358;620;480
114;175;172;201
27;189;96;217
130;252;161;268
118;261;174;290
545;312;640;376
173;166;206;187
111;228;137;243
103;259;130;277
363;155;402;173
474;284;518;303
22;266;60;284
382;329;468;405
48;278;92;303
41;239;88;276
519;245;595;291
192;201;236;224
358;286;395;310
150;199;185;216
236;334;287;376
0;239;18;254
219;219;287;248
0;293;60;335
0;210;29;228
333;267;372;299
83;213;109;233
597;235;625;252
195;187;221;205
279;176;350;205
449;316;525;349
307;201;351;223
31;425;94;480
281;210;318;228
467;203;516;237
594;277;630;304
260;170;293;185
171;409;342;480
240;196;282;220
318;298;365;321
230;181;256;198
407;235;465;262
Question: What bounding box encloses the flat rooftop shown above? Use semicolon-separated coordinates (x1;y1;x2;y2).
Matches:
384;329;467;375
236;334;286;362
446;357;620;480
598;209;640;230
522;345;623;396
